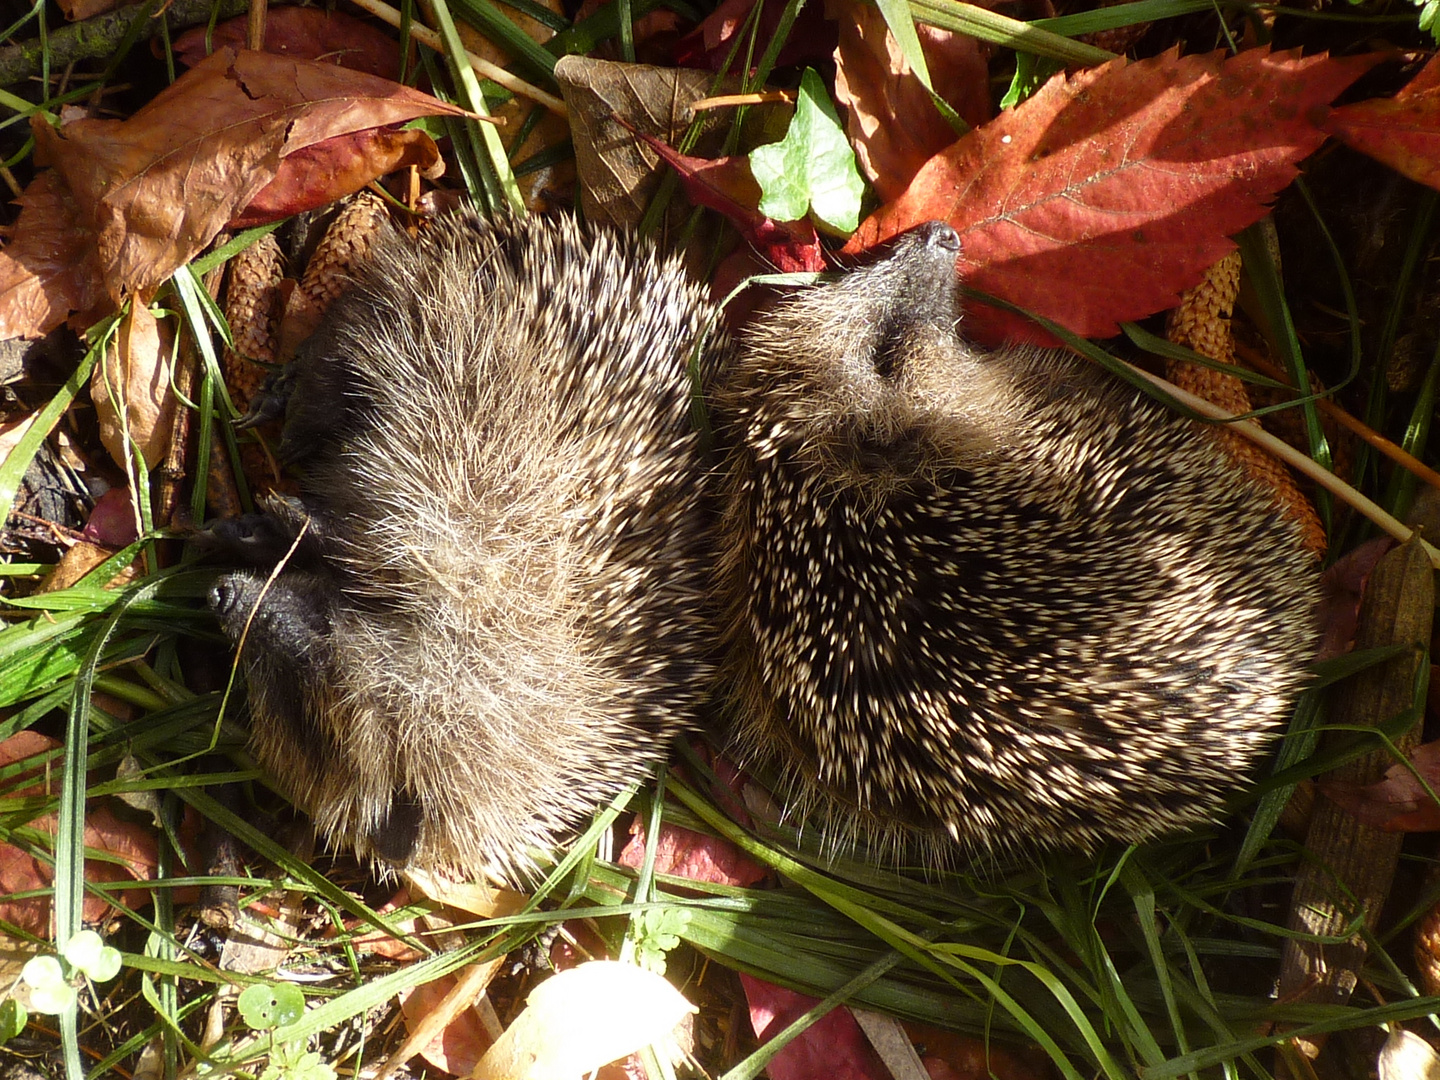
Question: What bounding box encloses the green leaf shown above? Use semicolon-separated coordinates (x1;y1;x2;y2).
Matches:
1000;52;1063;109
0;998;26;1043
634;906;692;974
238;983;307;1031
260;1043;337;1080
750;68;866;235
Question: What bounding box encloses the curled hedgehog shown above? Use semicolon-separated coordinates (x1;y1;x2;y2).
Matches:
207;210;725;877
710;221;1319;856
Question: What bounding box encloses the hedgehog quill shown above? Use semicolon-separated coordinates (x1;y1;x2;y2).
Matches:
208;211;725;878
711;221;1319;859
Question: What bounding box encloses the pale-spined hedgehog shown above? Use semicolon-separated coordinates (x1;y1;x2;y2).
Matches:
711;221;1318;857
208;210;726;877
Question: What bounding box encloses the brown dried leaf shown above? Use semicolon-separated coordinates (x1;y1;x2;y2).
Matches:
36;47;469;307
556;55;719;231
92;301;177;470
831;0;990;202
0;169;106;340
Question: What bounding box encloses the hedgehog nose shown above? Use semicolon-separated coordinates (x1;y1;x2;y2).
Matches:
921;222;960;252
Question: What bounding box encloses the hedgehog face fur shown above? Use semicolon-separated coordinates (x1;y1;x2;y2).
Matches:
208;211;725;879
712;221;1319;857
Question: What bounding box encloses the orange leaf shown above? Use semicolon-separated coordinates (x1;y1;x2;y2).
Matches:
1327;54;1440;192
832;0;991;202
849;48;1380;345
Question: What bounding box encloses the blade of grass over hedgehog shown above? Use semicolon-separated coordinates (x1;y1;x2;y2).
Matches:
424;0;524;214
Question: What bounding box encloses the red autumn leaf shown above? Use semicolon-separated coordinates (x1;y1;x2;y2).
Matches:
171;8;404;80
1320;739;1440;832
742;975;888;1080
832;0;992;202
9;47;469;335
1327;54;1440;192
848;47;1380;345
619;819;768;886
229;127;443;228
0;732;161;935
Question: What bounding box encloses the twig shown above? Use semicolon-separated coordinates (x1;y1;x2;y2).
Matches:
0;0;249;87
1121;360;1440;568
1234;340;1440;493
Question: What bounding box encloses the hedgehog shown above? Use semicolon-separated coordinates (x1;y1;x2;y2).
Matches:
711;221;1319;858
207;210;727;878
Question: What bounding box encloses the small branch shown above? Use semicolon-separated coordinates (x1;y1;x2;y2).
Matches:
0;0;249;89
1121;359;1440;568
1235;340;1440;494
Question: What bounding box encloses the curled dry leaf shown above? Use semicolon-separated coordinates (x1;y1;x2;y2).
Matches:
0;732;161;936
229;126;444;229
20;46;469;325
472;961;695;1080
1377;1028;1440;1080
831;0;991;202
849;48;1380;345
92;300;176;471
1328;54;1440;193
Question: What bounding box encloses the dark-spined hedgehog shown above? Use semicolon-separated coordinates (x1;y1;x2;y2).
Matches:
208;210;726;878
712;221;1318;857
